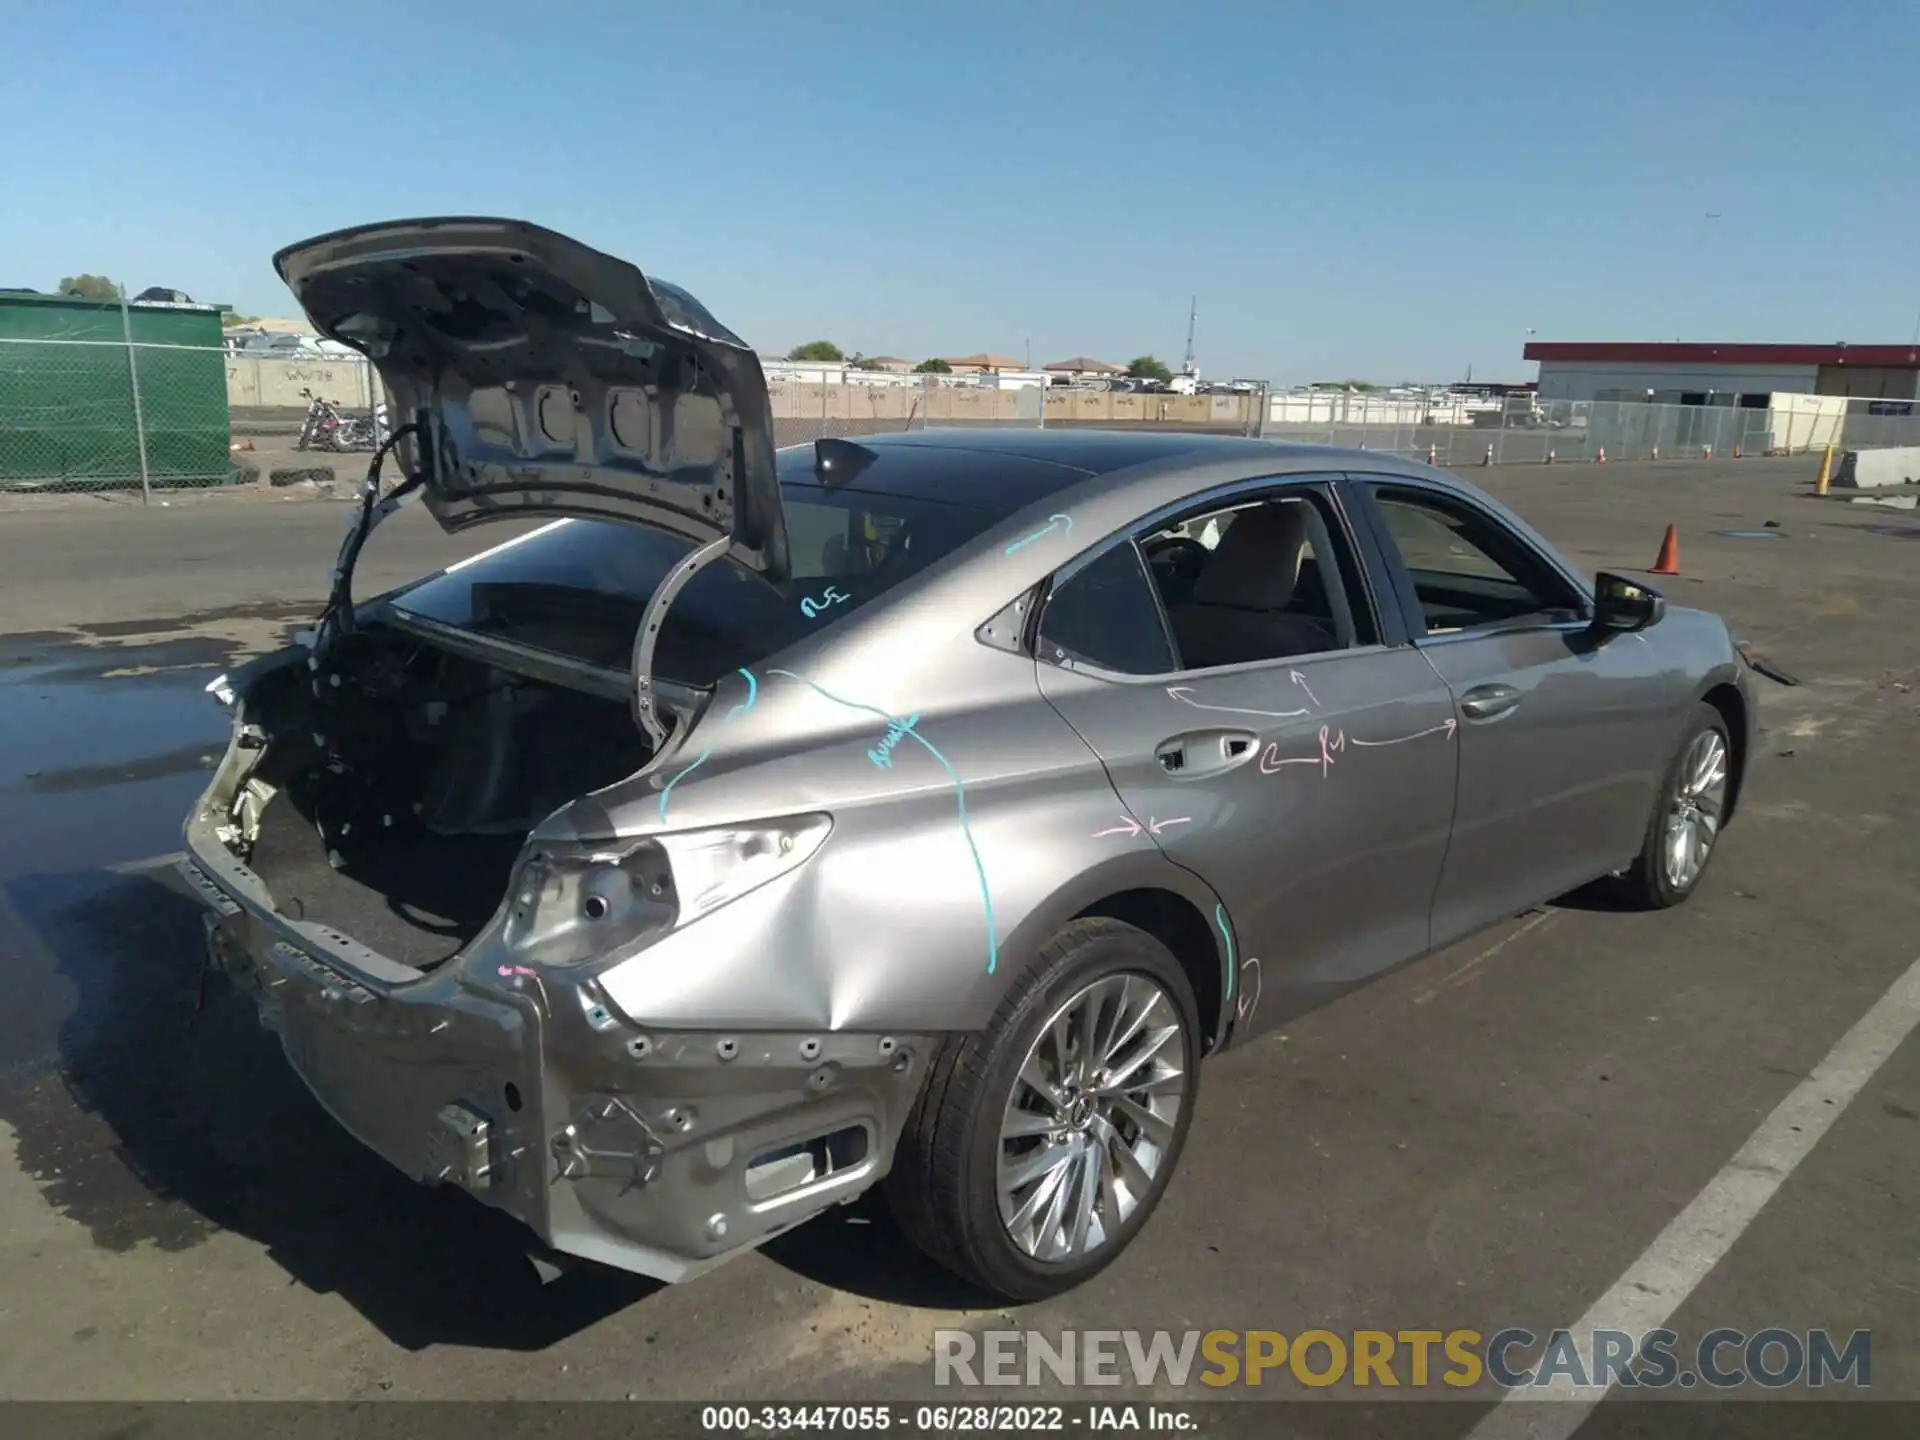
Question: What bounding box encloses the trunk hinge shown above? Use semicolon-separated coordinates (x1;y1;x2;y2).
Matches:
630;533;733;748
314;424;426;665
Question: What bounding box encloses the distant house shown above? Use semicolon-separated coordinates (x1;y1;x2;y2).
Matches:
942;353;1026;374
1044;357;1124;377
852;355;916;374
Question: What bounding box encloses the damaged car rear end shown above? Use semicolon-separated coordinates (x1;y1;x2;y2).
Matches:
181;219;981;1283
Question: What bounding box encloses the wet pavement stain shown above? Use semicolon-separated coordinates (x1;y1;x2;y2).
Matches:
0;630;661;1349
0;649;236;1083
25;741;220;794
72;599;319;640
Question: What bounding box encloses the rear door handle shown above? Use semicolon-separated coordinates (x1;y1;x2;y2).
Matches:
1459;683;1520;720
1156;729;1258;775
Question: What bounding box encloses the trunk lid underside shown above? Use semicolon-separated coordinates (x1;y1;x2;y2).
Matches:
273;215;789;581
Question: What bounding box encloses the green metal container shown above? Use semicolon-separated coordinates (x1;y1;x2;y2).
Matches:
0;290;232;490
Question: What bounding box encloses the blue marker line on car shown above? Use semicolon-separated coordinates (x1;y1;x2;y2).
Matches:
799;585;851;619
1216;903;1236;1001
768;668;998;974
867;713;921;769
1003;512;1073;556
657;668;760;823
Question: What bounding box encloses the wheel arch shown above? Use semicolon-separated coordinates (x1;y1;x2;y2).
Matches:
996;852;1236;1056
1074;887;1227;1055
1697;674;1750;822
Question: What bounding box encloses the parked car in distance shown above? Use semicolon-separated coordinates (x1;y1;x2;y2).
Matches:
181;218;1758;1302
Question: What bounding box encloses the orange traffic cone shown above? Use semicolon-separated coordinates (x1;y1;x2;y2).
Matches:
1650;524;1680;575
1547;448;1556;464
1482;443;1494;466
1426;444;1437;464
1596;446;1606;463
1733;442;1742;458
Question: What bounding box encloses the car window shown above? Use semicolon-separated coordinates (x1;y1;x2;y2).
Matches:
1136;489;1372;671
1369;486;1582;636
391;485;1000;686
1036;540;1177;676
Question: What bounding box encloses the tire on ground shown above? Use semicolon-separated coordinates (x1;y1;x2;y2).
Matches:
883;916;1201;1302
1610;699;1733;910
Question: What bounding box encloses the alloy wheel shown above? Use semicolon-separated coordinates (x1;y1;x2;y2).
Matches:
1662;728;1729;891
995;973;1189;1262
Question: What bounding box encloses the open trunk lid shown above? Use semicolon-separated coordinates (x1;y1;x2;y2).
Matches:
273;217;788;582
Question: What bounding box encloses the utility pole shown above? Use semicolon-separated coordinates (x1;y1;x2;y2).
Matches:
1181;296;1197;377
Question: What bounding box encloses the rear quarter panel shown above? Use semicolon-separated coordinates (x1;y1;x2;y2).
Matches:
552;542;1232;1038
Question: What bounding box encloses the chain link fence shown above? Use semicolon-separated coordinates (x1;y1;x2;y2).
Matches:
0;336;240;496
1249;391;1878;465
7;333;1920;499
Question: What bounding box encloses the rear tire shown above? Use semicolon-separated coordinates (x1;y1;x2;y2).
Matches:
1612;701;1732;910
883;918;1200;1302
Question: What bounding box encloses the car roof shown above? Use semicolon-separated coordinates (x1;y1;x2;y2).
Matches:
775;428;1428;513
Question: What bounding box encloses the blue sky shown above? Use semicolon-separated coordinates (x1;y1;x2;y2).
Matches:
5;1;1915;382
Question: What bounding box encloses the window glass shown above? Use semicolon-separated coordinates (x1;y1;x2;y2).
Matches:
1137;491;1367;670
1037;541;1176;676
392;485;999;686
1370;487;1581;635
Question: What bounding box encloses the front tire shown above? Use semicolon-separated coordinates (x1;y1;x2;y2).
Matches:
1613;701;1733;909
884;918;1200;1302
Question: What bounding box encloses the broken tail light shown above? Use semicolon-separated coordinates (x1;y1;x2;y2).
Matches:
502;814;832;969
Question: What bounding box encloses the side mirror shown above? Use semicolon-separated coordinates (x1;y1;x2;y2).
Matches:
1591;571;1665;634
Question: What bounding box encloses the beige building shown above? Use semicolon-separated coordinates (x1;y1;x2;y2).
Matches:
941;353;1026;374
1044;356;1124;379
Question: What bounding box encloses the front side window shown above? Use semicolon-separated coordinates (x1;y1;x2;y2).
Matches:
1368;486;1582;636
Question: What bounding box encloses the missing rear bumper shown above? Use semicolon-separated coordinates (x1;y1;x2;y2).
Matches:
183;855;933;1284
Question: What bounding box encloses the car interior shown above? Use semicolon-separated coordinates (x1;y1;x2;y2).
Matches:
1140;497;1348;668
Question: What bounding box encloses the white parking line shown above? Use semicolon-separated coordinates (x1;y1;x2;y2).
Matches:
1467;950;1920;1440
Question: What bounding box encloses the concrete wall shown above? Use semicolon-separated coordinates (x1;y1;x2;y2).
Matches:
227;355;379;411
1536;360;1820;401
1836;447;1920;488
225;362;1253;434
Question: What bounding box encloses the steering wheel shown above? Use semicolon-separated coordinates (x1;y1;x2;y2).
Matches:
1143;534;1209;592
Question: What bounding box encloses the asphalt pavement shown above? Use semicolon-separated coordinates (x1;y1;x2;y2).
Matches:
0;454;1915;1432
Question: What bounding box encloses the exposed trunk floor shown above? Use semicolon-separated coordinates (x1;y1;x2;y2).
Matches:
247;795;524;968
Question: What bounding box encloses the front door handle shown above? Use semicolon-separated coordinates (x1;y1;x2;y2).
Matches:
1459;683;1521;721
1156;729;1258;776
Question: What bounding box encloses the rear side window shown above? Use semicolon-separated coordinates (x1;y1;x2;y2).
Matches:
392;485;999;685
1037;541;1177;675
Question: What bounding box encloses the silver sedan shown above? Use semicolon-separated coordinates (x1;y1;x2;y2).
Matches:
182;219;1758;1302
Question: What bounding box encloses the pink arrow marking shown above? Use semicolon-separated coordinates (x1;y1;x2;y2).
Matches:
1258;724;1345;776
1348;718;1458;747
1095;814;1192;839
1165;685;1308;720
1289;669;1320;707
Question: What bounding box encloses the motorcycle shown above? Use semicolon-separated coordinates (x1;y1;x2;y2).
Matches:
295;387;345;451
295;389;390;452
333;401;391;451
